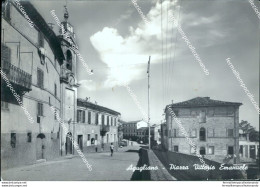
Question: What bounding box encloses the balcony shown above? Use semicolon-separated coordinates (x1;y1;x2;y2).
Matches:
1;60;32;92
100;125;110;136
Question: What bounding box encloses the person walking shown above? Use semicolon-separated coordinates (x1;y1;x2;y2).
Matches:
110;143;114;157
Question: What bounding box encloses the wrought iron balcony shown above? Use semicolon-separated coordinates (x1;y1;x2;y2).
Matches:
1;60;32;92
100;125;110;136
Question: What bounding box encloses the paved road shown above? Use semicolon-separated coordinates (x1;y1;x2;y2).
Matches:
2;144;141;181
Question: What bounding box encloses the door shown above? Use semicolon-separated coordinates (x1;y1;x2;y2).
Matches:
36;134;45;160
250;145;256;159
66;132;72;154
78;135;83;151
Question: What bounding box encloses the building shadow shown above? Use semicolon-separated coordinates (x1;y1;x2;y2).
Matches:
130;148;151;181
125;150;139;153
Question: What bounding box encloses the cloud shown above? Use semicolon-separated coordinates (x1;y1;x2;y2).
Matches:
78;80;97;91
89;0;227;88
90;0;178;87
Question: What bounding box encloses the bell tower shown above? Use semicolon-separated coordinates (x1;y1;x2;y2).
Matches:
59;5;79;156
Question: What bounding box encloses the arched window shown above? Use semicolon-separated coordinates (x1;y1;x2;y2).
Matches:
200;147;206;155
66;50;72;71
91;138;95;145
199;127;206;141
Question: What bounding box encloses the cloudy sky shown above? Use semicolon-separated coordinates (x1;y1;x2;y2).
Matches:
33;0;259;129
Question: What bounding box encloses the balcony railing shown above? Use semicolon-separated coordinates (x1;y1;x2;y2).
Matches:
1;60;32;91
100;125;110;136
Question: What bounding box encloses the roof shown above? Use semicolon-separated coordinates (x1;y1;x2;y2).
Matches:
167;97;242;108
19;2;65;63
137;127;148;131
77;99;120;116
122;120;142;124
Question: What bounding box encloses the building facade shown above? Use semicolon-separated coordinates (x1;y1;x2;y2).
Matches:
151;124;161;145
164;97;242;164
76;98;121;152
239;129;259;162
122;120;148;140
1;1;65;169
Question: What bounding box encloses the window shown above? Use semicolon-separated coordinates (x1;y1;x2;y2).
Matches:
208;146;214;155
3;2;11;21
87;134;90;141
107;134;109;143
199;110;206;123
37;69;44;88
191;129;196;137
95;134;98;140
239;145;243;154
66;50;72;71
114;118;116;126
88;111;91;124
200;147;206;155
173;146;179;152
227;129;234;137
199;127;206;141
11;133;16;148
228;146;234;155
77;110;85;123
37;103;43;116
27;132;32;142
54;83;57;97
173;129;177;137
107;116;110;126
38;32;44;48
102;115;105;125
111;117;113;126
83;111;85;123
91;138;95;145
95;113;99;125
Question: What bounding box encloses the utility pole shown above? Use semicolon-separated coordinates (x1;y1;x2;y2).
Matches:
147;56;151;150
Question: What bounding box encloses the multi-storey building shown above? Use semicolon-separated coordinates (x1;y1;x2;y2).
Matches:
1;1;66;169
164;97;242;164
1;1;80;169
122;120;148;140
151;124;161;145
76;98;120;152
239;129;259;162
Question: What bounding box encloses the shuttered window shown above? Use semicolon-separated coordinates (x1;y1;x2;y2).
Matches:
82;111;85;123
38;32;44;48
95;113;99;125
107;116;110;126
199;110;206;123
88;111;91;124
37;69;44;88
37;102;43;116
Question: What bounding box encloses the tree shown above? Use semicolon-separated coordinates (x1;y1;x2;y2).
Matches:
239;120;259;142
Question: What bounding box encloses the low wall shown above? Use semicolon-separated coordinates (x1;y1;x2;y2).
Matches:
153;150;246;180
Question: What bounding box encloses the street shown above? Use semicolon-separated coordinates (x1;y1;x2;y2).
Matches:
2;143;142;181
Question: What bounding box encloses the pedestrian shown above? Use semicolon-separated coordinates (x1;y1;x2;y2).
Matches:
110;143;114;157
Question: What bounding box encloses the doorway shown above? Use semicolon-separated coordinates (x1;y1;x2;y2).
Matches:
36;133;46;160
66;132;73;155
78;135;83;151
